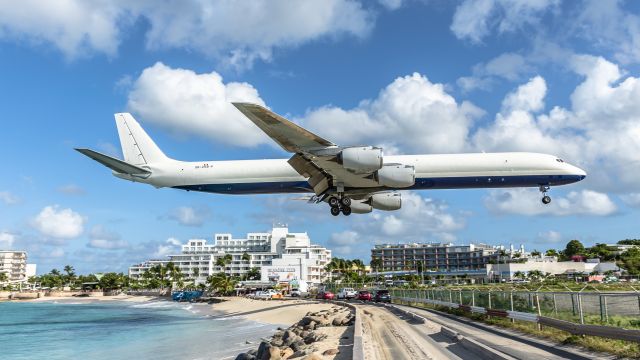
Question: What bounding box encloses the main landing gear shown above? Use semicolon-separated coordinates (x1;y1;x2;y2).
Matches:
329;196;352;216
540;185;552;204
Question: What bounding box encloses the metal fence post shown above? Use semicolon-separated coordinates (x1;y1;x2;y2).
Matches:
535;292;542;330
599;294;604;323
510;291;514;323
603;295;609;323
472;290;475;307
459;290;463;305
488;291;492;309
578;293;585;324
552;293;557;317
449;289;453;303
571;293;576;316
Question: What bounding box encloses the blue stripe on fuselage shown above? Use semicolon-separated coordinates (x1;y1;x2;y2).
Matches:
172;174;585;195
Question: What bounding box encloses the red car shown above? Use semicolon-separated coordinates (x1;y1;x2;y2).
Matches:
316;291;335;300
357;291;372;301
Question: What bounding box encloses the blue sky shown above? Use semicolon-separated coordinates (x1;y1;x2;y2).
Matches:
1;0;639;274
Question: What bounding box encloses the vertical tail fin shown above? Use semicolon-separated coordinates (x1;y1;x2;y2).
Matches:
114;113;169;165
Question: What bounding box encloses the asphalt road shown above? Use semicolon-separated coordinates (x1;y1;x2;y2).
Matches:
355;301;613;360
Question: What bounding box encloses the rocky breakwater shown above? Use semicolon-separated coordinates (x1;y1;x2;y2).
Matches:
235;306;355;360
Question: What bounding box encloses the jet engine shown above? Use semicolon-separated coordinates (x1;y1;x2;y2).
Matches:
349;200;373;214
375;164;415;188
337;146;383;173
368;192;401;211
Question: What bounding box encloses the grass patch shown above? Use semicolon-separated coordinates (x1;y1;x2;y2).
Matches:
397;300;640;359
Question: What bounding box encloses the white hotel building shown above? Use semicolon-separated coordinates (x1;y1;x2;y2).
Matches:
0;250;37;286
129;226;332;285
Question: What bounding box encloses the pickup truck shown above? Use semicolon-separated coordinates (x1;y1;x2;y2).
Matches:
337;287;357;299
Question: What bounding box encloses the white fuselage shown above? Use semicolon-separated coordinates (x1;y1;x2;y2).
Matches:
116;152;586;195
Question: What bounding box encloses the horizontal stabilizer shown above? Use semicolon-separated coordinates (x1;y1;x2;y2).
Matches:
75;148;151;177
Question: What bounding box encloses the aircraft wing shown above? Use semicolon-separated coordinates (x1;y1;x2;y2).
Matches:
233;103;380;195
232;102;335;153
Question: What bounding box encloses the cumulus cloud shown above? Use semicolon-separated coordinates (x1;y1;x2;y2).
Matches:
31;205;85;239
450;0;559;44
166;206;210;227
0;1;373;68
0;231;16;248
571;0;640;64
484;188;617;216
457;53;532;92
127;62;271;147
378;0;404;11
0;191;19;205
300;73;483;153
474;56;640;192
87;225;128;250
152;237;183;258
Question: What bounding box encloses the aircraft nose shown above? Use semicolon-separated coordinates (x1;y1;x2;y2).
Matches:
568;163;587;180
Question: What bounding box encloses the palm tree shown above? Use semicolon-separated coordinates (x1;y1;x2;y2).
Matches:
192;267;200;284
206;272;237;295
0;272;8;287
246;267;260;281
370;258;383;273
63;265;76;287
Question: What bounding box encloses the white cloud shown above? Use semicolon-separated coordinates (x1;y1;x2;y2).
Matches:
0;191;19;205
50;248;65;258
484;188;617;216
450;0;558;44
378;0;403;11
457;53;532;92
0;231;16;248
0;0;127;59
87;225;128;250
0;1;373;68
152;237;183;258
57;184;85;195
571;0;640;64
166;206;210;227
127;62;271;147
621;193;640;208
328;230;360;257
501;76;546;113
300;73;484;153
31;205;85;239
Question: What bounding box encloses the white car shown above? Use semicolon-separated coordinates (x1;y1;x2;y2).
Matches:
337;287;357;299
255;289;280;300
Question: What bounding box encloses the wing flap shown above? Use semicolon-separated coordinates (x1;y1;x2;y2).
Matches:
75;148;151;177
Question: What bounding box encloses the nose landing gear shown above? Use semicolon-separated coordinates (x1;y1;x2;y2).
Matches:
328;196;352;216
540;185;552;204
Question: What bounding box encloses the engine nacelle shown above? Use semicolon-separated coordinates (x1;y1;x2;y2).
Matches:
350;201;373;214
375;163;415;188
338;146;383;173
368;192;402;211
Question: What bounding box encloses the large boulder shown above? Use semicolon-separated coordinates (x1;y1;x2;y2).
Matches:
234;353;255;360
256;341;271;360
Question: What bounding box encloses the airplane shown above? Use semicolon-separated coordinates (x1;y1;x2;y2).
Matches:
76;103;587;216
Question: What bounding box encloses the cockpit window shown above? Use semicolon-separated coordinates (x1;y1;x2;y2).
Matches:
555;158;564;163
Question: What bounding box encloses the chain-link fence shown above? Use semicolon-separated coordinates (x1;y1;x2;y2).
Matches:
389;288;640;329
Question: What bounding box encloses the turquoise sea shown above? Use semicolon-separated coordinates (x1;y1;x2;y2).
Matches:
0;300;279;360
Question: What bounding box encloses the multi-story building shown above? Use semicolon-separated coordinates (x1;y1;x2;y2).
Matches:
0;251;37;285
487;257;621;281
372;242;502;272
129;226;331;285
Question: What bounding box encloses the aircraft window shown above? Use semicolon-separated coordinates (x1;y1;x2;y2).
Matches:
555;158;564;163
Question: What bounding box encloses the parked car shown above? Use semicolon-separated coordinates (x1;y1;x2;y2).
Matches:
255;289;281;300
316;291;335;300
374;289;391;303
337;287;357;299
357;290;372;301
290;288;301;297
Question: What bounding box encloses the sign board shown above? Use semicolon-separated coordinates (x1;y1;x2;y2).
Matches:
261;265;300;282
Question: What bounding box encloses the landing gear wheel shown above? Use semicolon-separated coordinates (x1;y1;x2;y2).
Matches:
330;206;341;216
542;195;551;204
341;197;351;207
341;206;352;216
328;197;340;207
